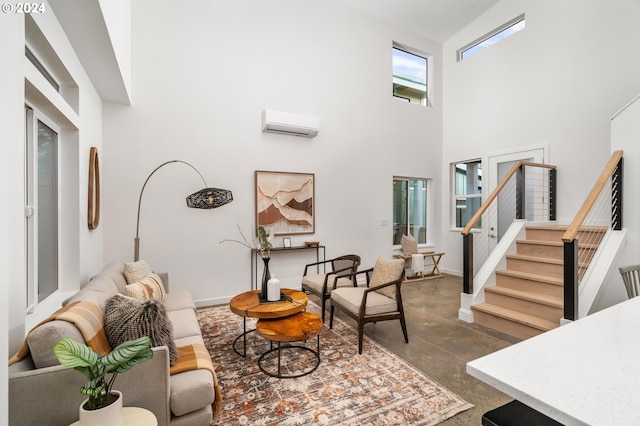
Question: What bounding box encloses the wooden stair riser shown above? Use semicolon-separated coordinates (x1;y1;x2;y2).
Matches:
507;257;564;279
516;241;563;259
525;227;567;242
472;309;544;340
517;241;598;264
495;272;563;298
484;290;562;323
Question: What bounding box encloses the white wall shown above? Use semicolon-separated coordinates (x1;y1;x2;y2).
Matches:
1;11;25;425
102;0;443;305
440;0;640;275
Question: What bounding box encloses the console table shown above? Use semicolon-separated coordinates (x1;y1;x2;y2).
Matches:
250;245;325;290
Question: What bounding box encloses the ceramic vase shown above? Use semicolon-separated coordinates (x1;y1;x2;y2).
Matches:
79;390;123;426
267;274;280;301
261;257;271;299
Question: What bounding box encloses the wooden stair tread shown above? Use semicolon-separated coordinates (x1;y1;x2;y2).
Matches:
496;269;563;285
472;303;557;332
485;285;562;308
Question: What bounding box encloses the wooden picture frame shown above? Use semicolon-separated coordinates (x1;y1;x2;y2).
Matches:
255;170;314;235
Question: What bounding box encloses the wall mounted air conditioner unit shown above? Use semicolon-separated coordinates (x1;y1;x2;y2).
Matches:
261;109;319;138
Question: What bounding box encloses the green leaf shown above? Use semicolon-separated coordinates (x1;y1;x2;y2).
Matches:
53;338;98;369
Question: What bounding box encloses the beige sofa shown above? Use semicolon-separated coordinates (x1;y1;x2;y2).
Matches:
8;261;219;426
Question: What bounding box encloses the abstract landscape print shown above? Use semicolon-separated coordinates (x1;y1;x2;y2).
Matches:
255;171;314;235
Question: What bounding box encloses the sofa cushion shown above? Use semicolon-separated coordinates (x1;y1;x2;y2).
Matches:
126;272;166;302
63;278;120;311
99;261;128;294
167;309;202;340
170;369;215;417
163;290;196;312
27;321;85;368
124;260;153;284
104;294;178;365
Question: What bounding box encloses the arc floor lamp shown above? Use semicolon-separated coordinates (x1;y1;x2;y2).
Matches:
134;160;233;261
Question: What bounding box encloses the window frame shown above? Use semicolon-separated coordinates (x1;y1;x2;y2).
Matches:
393;176;432;247
452;160;483;230
457;14;525;61
392;42;432;107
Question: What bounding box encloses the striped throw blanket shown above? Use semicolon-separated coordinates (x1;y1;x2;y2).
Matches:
171;343;223;414
9;301;111;364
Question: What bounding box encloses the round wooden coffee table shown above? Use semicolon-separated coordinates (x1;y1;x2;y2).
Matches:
229;289;307;357
256;311;323;378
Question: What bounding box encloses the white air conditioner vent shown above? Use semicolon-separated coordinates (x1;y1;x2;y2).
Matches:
262;109;319;138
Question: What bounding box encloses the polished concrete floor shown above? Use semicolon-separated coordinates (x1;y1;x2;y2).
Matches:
324;274;522;425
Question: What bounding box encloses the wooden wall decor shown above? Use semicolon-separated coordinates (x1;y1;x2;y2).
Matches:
88;147;100;229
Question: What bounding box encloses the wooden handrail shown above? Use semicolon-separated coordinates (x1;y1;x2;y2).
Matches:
562;150;623;242
461;161;557;236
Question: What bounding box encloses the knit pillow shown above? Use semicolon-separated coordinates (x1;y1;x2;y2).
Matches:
370;257;404;298
126;272;166;302
123;260;153;284
400;234;419;255
104;294;178;366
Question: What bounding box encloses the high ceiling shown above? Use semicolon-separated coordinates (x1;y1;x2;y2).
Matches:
337;0;500;42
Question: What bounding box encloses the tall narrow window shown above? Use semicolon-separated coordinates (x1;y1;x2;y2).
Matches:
392;46;428;105
453;161;482;229
393;178;430;245
457;14;525;61
25;107;59;308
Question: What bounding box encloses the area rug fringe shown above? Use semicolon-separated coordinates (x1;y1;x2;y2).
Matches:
198;301;472;425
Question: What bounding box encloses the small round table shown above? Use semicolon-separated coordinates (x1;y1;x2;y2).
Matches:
256;311;323;378
229;289;307;357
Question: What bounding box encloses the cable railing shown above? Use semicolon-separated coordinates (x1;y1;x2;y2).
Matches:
461;161;557;294
562;150;624;321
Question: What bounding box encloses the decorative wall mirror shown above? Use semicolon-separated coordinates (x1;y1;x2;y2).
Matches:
88;146;100;229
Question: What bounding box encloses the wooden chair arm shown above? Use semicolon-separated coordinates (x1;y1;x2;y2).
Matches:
303;258;335;275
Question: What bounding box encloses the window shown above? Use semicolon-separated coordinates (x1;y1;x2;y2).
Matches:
453;160;482;229
25;107;59;308
393;178;430;245
457;14;525;61
392;45;428;105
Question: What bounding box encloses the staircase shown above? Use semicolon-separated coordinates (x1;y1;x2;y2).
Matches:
471;225;605;340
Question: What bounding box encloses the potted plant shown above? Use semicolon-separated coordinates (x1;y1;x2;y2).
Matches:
53;335;153;425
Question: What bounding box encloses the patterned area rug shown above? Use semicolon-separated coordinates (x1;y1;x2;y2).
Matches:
198;302;472;425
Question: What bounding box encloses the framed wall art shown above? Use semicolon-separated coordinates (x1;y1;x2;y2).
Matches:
255;170;315;235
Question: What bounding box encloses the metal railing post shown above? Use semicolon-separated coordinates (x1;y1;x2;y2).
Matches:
612;157;623;231
563;240;578;321
463;233;473;294
549;168;557;221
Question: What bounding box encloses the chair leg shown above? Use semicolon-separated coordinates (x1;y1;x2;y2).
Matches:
329;305;335;329
321;297;326;323
400;316;409;343
358;324;364;354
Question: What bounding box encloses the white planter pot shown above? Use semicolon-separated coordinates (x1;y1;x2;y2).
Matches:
79;390;123;426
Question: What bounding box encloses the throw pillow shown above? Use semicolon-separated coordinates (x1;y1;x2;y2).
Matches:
369;257;404;298
123;260;152;284
126;272;166;302
400;234;419;255
104;294;179;366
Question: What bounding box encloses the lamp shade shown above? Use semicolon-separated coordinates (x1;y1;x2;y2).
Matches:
186;188;233;209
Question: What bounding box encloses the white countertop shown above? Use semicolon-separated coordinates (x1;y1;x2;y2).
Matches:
467;296;640;426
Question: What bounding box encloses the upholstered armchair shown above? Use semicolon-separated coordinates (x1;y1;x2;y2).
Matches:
329;257;407;354
301;254;361;322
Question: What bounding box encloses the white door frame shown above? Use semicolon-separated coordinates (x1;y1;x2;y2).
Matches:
485;145;549;251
